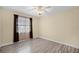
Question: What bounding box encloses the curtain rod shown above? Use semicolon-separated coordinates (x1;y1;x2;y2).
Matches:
14;14;32;18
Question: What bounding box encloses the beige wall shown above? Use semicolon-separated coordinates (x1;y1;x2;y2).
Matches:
33;17;39;38
39;8;79;48
0;9;2;46
1;9;13;46
0;8;39;47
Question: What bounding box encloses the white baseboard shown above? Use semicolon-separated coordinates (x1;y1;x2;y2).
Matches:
39;36;79;49
0;42;13;47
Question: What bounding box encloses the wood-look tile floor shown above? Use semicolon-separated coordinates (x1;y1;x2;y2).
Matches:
0;38;79;53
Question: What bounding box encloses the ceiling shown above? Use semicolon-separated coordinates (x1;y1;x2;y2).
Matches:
1;6;78;16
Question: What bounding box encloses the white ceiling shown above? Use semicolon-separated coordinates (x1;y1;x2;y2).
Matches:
2;6;78;16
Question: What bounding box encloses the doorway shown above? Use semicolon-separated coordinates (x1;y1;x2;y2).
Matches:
14;14;33;42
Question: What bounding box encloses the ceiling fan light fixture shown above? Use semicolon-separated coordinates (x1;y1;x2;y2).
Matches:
32;6;51;15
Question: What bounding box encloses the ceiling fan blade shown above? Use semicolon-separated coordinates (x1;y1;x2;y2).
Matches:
44;9;50;12
46;6;51;8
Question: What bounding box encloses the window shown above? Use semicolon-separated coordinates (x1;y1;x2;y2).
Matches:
17;16;30;33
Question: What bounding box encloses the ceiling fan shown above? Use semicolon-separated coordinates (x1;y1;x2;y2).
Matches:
31;6;52;15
